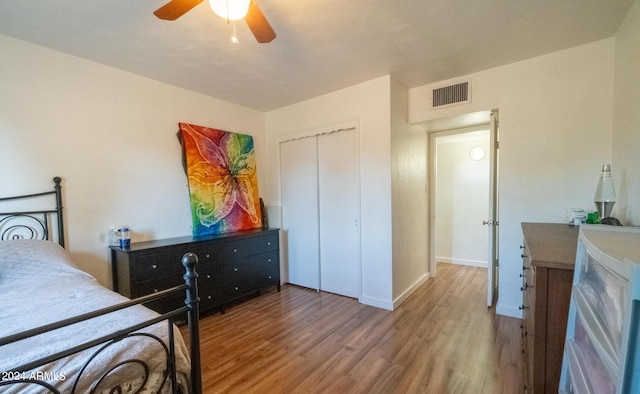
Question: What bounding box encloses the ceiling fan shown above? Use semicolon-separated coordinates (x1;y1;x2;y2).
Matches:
154;0;276;43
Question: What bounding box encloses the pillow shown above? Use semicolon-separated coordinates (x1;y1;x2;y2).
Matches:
0;239;94;280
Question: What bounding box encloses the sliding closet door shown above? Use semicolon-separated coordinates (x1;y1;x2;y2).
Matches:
318;129;360;298
280;137;320;290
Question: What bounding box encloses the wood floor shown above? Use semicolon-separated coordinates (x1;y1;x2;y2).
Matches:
183;263;523;393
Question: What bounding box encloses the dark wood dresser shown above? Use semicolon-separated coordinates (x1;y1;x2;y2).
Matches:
110;228;280;316
521;223;578;393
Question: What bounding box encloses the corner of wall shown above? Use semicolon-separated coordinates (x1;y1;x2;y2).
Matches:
496;302;522;319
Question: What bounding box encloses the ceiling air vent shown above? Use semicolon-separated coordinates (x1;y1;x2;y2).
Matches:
430;79;471;110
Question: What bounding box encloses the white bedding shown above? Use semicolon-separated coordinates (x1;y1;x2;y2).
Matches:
0;240;191;393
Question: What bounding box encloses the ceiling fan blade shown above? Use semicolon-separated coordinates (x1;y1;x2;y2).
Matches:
245;0;276;43
154;0;204;20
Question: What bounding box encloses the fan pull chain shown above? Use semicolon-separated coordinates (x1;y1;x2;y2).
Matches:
231;21;239;44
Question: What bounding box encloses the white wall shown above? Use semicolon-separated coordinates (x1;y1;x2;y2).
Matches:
4;6;636;319
390;78;429;304
613;0;640;226
265;76;394;309
0;35;265;287
435;131;490;267
410;39;615;317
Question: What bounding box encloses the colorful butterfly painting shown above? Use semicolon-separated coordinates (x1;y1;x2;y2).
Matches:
178;122;262;236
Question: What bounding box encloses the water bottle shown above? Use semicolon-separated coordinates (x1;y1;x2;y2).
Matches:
119;227;131;249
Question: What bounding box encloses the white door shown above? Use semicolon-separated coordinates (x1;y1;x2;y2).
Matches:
280;137;320;290
486;110;500;307
318;129;360;298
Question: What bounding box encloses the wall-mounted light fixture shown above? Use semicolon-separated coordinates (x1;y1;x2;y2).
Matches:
469;146;485;161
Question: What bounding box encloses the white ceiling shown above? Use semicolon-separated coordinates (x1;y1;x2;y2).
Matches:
0;0;633;112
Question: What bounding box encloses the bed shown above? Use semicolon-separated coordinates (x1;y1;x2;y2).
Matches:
0;177;202;393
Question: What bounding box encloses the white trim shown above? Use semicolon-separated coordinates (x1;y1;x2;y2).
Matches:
392;273;430;309
437;258;488;268
359;295;394;311
277;116;360;143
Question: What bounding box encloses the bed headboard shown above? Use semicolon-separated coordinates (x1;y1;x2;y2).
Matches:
0;177;65;247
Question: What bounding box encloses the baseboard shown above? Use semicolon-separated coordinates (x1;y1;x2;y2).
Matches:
437;256;488;268
496;302;522;319
391;273;430;310
359;295;394;311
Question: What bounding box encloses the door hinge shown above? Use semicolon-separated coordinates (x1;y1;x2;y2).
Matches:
496;140;499;149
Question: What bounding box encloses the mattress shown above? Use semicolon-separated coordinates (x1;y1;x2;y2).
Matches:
0;239;191;393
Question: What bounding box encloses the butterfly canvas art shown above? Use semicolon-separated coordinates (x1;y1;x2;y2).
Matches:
178;122;262;236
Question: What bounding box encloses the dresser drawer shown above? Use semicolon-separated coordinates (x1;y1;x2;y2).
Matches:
223;268;279;298
209;234;278;260
132;249;191;282
224;252;279;298
199;268;223;312
200;289;223;311
224;250;278;274
135;275;184;297
189;247;223;275
137;266;223;312
224;251;278;279
144;292;185;316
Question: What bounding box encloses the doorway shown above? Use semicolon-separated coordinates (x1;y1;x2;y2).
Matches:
432;128;490;268
425;109;499;307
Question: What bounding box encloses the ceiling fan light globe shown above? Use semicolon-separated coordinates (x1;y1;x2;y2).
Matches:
209;0;250;20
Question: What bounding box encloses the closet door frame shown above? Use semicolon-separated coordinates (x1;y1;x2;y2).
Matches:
278;117;362;299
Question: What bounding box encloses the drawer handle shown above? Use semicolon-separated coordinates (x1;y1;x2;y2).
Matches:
207;274;211;279
268;275;272;279
153;289;159;293
521;254;527;258
520;245;525;250
152;264;158;269
521;284;529;291
234;267;238;272
233;248;237;253
267;258;272;263
520;273;525;278
518;305;527;310
522;266;529;271
267;241;271;246
207;295;212;300
235;286;239;291
206;254;210;258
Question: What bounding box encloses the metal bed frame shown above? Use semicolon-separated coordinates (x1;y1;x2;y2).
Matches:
0;177;202;393
0;177;65;247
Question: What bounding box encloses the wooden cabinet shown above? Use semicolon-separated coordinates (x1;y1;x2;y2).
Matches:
521;223;578;393
110;228;280;316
